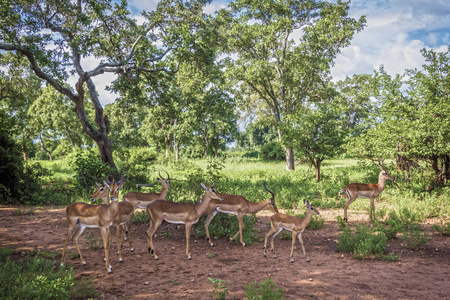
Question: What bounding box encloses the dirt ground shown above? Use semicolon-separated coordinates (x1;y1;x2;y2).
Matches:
0;205;449;300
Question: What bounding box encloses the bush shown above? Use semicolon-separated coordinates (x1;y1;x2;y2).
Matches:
116;147;157;184
242;150;259;158
337;225;388;259
260;142;285;160
245;278;285;300
70;149;111;195
209;278;228;300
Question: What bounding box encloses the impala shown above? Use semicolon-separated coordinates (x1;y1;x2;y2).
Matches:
61;173;125;273
145;183;223;260
339;166;394;221
122;171;174;209
90;183;134;262
264;200;320;263
204;181;278;247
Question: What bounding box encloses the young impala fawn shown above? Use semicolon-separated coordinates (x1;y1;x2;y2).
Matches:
264;200;320;263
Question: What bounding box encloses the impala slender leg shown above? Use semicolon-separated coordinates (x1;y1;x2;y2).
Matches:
73;224;86;265
125;221;134;251
185;223;192;260
204;211;217;246
116;224;123;262
61;223;74;266
100;227;112;273
370;198;376;221
264;226;277;257
145;219;162;260
297;231;310;262
343;196;356;222
237;213;246;246
270;227;283;259
290;231;297;263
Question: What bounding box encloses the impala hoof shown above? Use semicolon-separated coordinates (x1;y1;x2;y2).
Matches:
130;248;134;252
290;258;294;263
119;258;123;262
273;255;277;259
82;261;86;265
307;258;310;262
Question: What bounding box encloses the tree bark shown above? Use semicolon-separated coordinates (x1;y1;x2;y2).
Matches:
285;146;295;171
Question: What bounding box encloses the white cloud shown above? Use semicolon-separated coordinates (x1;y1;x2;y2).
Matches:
331;0;450;82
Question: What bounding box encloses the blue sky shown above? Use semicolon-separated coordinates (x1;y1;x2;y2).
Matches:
93;0;450;104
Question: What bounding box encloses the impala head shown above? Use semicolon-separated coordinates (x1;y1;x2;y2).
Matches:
377;164;394;181
104;171;125;201
157;171;171;190
304;200;320;215
90;182;109;202
200;182;224;201
263;181;279;213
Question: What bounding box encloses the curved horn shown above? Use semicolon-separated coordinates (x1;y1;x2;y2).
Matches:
158;171;167;180
106;171;113;184
263;181;275;201
117;170;125;184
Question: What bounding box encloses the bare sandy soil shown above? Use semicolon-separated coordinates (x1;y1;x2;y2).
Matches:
0;205;449;299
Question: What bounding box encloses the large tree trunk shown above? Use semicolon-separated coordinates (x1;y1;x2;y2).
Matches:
314;159;321;182
286;146;295;171
94;133;115;169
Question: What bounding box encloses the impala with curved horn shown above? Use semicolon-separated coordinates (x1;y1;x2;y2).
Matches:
145;183;223;260
61;172;125;273
122;171;175;209
203;181;278;247
264;200;320;263
339;165;394;221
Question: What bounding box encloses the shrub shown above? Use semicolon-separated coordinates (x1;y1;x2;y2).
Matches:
71;149;110;195
260;142;285;160
245;278;285;300
337;225;388;259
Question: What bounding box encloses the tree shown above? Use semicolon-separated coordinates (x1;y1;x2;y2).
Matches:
0;53;42;161
346;47;450;187
0;0;215;169
219;0;365;170
285;84;345;181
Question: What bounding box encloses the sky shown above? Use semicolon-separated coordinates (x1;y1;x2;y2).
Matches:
90;0;450;105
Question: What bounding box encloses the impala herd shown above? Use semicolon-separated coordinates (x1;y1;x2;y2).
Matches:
61;165;395;273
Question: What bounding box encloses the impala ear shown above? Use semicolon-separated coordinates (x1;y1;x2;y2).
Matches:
201;182;207;190
96;182;101;187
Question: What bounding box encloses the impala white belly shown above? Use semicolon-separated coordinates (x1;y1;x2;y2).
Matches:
217;208;237;216
164;218;185;225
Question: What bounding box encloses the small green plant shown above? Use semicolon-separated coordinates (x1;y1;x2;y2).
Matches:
169;279;180;287
160;230;172;238
245;277;285;300
85;233;101;250
209;278;228;300
401;224;430;250
72;275;98;299
132;210;149;224
431;222;450;236
11;208;35;216
336;216;348;231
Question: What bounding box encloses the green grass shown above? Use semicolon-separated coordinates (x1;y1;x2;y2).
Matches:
35;157;450;222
